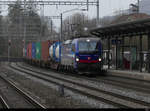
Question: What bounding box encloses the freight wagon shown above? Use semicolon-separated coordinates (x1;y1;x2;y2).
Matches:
24;37;103;75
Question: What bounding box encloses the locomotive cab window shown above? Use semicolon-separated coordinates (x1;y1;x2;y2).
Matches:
78;40;100;52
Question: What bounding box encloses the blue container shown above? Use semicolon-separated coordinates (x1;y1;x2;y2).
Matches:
32;43;36;59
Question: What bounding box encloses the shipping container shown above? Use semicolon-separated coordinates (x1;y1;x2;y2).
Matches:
36;42;41;60
49;40;59;59
41;41;49;61
32;43;36;59
27;44;29;58
23;46;27;58
41;40;54;61
51;41;61;62
23;47;25;57
28;43;32;59
25;47;27;57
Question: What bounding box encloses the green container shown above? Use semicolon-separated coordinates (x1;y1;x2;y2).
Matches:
36;42;41;60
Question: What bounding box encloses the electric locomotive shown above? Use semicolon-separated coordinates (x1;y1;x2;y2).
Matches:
57;37;103;74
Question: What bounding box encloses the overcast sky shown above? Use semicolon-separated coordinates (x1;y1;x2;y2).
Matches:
43;0;137;30
0;0;138;29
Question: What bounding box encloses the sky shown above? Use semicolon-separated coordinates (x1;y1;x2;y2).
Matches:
0;0;138;30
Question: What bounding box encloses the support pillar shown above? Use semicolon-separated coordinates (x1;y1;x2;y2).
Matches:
122;36;124;70
139;34;143;72
108;37;110;69
148;32;150;73
116;36;118;70
130;36;132;71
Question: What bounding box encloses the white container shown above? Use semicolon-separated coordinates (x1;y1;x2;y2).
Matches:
55;44;60;59
49;45;53;58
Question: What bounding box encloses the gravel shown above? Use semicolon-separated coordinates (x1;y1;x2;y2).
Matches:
20;62;150;104
1;65;115;108
0;73;34;108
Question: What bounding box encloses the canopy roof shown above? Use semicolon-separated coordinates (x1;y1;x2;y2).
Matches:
90;17;150;39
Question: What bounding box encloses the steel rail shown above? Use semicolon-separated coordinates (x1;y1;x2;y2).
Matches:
19;63;150;94
16;63;150;107
9;64;130;108
0;74;46;109
0;96;9;109
10;63;150;108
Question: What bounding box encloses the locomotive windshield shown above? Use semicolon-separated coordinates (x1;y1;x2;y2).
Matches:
78;40;100;53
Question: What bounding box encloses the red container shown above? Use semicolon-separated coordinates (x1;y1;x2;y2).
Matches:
27;43;32;59
27;44;29;58
41;40;54;61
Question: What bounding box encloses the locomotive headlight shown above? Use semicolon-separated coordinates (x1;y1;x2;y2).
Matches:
99;58;102;62
76;58;79;62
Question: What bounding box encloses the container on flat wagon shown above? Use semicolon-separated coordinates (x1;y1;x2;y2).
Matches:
23;47;25;57
28;43;32;59
49;44;53;59
27;43;30;59
32;43;36;59
50;41;61;62
27;44;29;58
49;40;56;59
41;40;54;61
36;42;41;60
25;47;27;57
41;41;49;61
23;46;27;58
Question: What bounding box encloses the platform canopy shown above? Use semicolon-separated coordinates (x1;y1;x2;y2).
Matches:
90;17;150;39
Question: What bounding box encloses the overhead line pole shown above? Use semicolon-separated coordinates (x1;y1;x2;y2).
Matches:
60;13;63;42
1;0;99;47
137;0;140;13
87;0;89;11
97;0;99;26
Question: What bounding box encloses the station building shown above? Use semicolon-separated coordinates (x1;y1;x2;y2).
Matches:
91;13;150;73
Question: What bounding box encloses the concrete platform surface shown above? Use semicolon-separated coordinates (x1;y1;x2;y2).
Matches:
107;69;150;82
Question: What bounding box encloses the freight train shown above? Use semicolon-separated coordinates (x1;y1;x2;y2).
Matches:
24;37;103;75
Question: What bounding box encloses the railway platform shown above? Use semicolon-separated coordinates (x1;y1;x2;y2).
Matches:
91;18;150;76
106;68;150;82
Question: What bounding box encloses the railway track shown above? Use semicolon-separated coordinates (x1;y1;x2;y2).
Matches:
8;63;150;108
0;73;46;108
19;62;150;94
0;96;9;108
91;77;150;94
